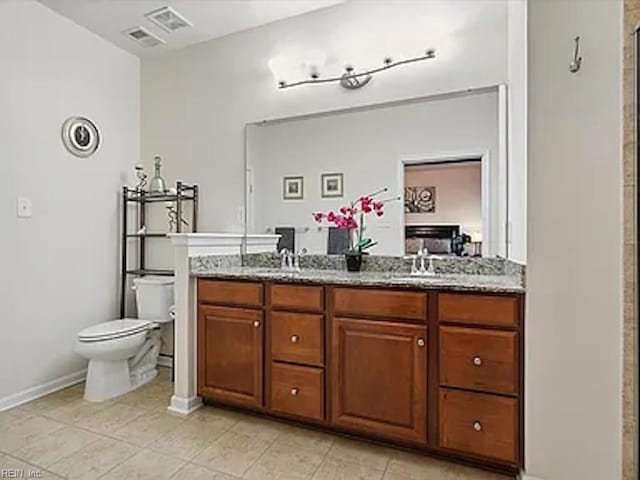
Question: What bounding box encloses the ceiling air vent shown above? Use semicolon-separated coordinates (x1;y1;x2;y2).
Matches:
145;6;193;33
122;26;165;48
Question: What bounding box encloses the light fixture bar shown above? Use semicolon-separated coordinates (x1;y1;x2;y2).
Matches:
278;49;436;89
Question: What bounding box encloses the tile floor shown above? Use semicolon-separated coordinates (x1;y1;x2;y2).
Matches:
0;368;511;479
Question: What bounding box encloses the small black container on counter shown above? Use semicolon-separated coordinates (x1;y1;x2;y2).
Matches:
345;253;363;272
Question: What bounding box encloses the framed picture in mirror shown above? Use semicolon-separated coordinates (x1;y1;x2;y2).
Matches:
321;173;344;198
283;176;304;200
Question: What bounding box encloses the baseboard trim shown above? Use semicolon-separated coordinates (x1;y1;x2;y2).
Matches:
168;394;202;415
0;369;87;412
519;473;543;480
157;355;173;368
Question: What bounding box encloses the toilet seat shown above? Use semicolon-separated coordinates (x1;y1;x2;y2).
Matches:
78;319;151;343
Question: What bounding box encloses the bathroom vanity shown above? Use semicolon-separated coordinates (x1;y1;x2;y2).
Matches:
192;259;524;475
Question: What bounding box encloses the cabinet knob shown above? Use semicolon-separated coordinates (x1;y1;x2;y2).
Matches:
290;335;299;343
473;421;483;432
290;388;299;396
253;320;260;328
472;356;482;367
417;338;425;347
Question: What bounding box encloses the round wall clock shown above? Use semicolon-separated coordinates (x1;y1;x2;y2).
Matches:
61;116;100;157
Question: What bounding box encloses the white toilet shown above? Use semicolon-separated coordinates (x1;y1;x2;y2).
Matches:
76;276;174;402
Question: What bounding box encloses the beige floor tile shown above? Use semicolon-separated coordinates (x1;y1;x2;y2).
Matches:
44;397;117;424
230;416;285;443
274;425;335;455
312;457;384;480
19;383;85;415
78;402;147;434
385;451;510;480
192;430;273;477
326;438;393;471
155;367;172;383
243;440;326;480
149;420;223;461
0;406;34;429
117;384;173;411
112;408;186;446
186;406;243;430
0;453;64;479
47;436;140;480
172;463;240;479
10;425;101;468
0;414;66;454
100;449;185;480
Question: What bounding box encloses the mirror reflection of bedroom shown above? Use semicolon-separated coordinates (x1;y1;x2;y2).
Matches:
404;159;482;257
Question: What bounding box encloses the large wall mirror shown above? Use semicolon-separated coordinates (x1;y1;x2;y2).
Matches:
245;86;508;257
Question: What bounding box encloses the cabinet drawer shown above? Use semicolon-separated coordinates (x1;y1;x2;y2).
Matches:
440;326;517;395
333;288;426;322
271;284;323;312
270;363;324;421
439;388;517;463
198;280;263;308
271;311;323;366
438;293;519;328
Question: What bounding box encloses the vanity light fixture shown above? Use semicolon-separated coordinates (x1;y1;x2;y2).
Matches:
277;49;436;90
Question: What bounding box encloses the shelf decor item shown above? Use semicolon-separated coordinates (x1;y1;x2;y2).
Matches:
321;173;344;198
283;176;304;200
149;155;167;195
313;188;399;272
61;116;100;158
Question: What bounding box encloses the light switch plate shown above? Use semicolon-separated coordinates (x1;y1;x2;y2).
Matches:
17;196;32;218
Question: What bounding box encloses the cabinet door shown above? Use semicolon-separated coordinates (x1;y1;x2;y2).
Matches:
330;317;427;444
198;305;263;408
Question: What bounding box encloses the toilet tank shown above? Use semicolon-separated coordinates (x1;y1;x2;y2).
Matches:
133;276;174;321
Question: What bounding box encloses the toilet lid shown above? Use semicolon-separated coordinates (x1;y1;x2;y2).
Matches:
78;319;151;342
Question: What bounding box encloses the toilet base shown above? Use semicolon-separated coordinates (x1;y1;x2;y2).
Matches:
84;359;131;402
84;360;157;402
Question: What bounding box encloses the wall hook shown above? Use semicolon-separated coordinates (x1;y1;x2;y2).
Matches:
569;36;582;73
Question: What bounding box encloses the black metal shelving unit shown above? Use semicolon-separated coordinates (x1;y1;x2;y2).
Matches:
120;181;199;317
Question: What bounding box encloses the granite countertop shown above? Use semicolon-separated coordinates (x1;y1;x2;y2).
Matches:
193;267;525;294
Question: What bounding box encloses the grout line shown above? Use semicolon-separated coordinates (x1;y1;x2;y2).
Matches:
1;451;70;479
308;443;331;479
237;429;282;478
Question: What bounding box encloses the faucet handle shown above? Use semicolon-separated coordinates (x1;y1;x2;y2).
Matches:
279;248;290;269
293;248;307;271
403;255;419;275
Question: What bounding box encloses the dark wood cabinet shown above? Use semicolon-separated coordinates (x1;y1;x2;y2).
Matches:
439;388;517;463
270;363;324;421
197;279;524;475
197;304;263;408
330;317;427;445
440;326;518;395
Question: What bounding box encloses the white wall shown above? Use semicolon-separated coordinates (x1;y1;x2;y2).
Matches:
0;1;140;402
141;0;529;259
526;1;623;479
249;92;498;255
405;162;482;235
507;0;527;263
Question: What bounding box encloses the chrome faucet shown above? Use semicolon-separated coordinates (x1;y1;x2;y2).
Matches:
404;254;419;275
293;248;307;271
404;248;436;277
419;248;436;276
279;248;292;270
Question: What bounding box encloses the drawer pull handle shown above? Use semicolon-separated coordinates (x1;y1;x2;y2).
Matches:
290;335;299;343
290;388;299;396
472;356;482;367
253;320;260;328
417;338;425;347
473;421;483;432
